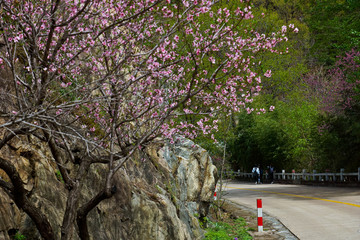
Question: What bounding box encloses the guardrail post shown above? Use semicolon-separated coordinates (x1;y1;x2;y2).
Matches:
282;170;285;180
302;169;306;180
313;170;316;181
340;168;344;181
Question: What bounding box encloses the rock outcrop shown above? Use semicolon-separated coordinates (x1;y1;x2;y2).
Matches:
0;136;217;240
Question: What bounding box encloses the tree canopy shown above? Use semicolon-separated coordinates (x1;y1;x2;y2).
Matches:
0;0;291;239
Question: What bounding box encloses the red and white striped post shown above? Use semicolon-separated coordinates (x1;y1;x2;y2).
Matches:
257;198;263;232
213;185;217;201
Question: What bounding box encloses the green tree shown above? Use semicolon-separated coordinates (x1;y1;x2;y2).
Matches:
227;0;318;172
229;92;319;171
228;108;289;172
252;0;311;97
307;0;360;66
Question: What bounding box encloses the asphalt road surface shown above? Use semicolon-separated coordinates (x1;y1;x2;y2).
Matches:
223;181;360;240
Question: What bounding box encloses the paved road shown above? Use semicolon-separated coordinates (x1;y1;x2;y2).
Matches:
223;181;360;240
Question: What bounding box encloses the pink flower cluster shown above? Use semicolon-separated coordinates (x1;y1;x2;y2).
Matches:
0;0;290;148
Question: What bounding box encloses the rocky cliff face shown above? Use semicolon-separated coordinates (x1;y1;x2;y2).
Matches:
0;136;217;240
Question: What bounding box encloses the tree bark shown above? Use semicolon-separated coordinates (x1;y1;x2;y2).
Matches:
76;188;114;240
60;160;91;240
0;157;56;240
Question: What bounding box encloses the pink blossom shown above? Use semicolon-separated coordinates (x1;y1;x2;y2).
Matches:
209;56;215;64
0;0;291;168
246;107;253;114
264;70;272;78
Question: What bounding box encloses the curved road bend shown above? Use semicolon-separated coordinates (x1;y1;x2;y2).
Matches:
223;181;360;240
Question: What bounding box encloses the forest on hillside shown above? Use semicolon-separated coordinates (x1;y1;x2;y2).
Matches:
196;0;360;173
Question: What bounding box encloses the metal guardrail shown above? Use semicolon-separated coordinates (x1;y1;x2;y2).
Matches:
223;167;360;183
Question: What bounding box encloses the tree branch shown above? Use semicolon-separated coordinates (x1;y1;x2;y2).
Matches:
76;188;114;240
0;156;56;240
43;130;75;189
0;127;30;149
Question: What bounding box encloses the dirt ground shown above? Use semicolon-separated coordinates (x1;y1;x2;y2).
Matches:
216;200;298;240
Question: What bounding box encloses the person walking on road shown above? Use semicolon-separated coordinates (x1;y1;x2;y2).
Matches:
268;164;274;184
252;165;260;184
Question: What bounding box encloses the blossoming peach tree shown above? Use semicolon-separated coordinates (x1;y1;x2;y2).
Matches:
0;0;295;239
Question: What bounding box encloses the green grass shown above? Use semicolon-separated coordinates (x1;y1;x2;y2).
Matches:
55;170;64;183
203;217;252;240
14;232;26;240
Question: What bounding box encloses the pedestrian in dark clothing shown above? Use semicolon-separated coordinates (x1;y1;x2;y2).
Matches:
269;164;274;184
252;165;260;184
259;165;263;183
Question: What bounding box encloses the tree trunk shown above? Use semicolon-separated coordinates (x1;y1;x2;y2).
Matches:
77;188;114;240
61;160;91;240
0;157;56;240
61;182;81;240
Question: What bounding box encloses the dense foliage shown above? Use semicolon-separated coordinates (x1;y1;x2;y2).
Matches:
196;0;360;174
307;0;360;66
